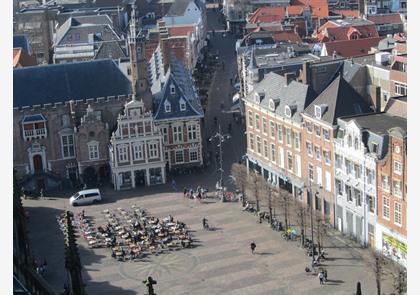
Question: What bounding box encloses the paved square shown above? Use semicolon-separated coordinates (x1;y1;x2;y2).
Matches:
24;188;393;294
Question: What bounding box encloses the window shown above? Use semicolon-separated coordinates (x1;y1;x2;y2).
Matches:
170;84;176;94
173;125;183;143
354;164;361;179
394;83;407;96
62;134;75;158
294;132;301;150
256;136;261;154
394;202;402;225
162;127;168;143
175;150;184;163
180;100;186;111
287;152;293;171
22;115;48;140
345;185;352;202
249;133;254;151
284;105;292;117
306;121;313;133
382;175;390;191
133;144;143;160
315;106;322;119
347;135;353;147
188;124;197;141
263;140;268;158
323;150;331;165
325;171;331;191
75;33;80;41
315;146;321;160
271;144;276;162
309;163;314;181
88;143;99;160
314;125;321;137
383;196;390;219
61;114;70;127
394;145;401;154
262;118;267;134
354;137;359;150
286;128;292;146
67;34;72;41
335;179;343;195
164;100;171;112
371;142;378;153
149;142;159;159
248;111;253;127
323;128;330;141
270;121;275;138
306;142;313;157
255;114;260;130
345;159;352;175
393;180;402;197
118;145;128;162
277;124;283;142
368;195;375;213
355;189;362;206
394;161;402;175
189;149;198;161
316;166;322;186
366;169;374;185
335;154;342;169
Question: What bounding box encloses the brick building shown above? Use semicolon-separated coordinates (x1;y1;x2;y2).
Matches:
376;124;407;266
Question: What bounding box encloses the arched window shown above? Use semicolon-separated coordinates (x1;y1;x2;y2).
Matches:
347;135;352;147
354;137;359;150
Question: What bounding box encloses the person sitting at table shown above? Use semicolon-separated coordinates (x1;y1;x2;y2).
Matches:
111;250;116;259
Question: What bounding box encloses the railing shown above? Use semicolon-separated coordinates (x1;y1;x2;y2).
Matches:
23;128;46;139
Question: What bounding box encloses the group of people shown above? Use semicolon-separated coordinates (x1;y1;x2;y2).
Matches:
183;186;208;200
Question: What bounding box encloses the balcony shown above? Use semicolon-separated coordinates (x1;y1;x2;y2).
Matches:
23;128;47;141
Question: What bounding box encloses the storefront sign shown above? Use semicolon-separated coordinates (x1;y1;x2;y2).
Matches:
382;233;407;265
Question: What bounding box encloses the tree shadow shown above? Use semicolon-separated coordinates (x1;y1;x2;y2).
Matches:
325;279;345;285
257;252;273;256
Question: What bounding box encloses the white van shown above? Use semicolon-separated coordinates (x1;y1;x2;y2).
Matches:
69;189;102;206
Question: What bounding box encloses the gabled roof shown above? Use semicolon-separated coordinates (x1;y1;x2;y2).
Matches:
13;59;132;108
340;112;406;136
303;75;373;125
154;57;203;121
168;26;194;37
367;13;403;25
13;48;37;68
166;0;193;17
324;37;381;57
289;0;329;18
330;9;360;18
248;7;286;24
244;72;316;123
94;40;127;59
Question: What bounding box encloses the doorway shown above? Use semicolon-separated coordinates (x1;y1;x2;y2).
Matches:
135;170;146;187
33;155;43;172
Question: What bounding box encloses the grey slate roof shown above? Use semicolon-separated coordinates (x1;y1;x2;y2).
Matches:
13;59;132;108
244;72;316;123
303;74;373;125
341;112;406;135
94;40;127;59
166;0;191;16
154;57;203;121
13;34;31;55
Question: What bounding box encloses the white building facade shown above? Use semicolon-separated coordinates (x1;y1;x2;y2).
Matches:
109;99;166;190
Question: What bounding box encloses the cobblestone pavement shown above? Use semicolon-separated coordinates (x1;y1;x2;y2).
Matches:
24;189;394;295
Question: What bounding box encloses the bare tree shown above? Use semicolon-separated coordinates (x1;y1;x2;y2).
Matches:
369;250;387;295
248;171;264;212
314;211;327;253
261;181;275;223
230;163;248;205
294;202;309;247
276;187;292;230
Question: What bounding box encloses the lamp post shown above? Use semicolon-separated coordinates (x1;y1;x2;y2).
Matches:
209;124;231;190
305;182;322;265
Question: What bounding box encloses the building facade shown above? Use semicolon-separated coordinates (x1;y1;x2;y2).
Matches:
109;99;166;189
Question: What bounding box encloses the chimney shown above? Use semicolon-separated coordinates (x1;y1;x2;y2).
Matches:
300;61;311;85
284;72;294;86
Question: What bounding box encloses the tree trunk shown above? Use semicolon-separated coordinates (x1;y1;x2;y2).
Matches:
375;257;381;295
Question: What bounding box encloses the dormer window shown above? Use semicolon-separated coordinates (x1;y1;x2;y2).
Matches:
314;104;327;119
164;100;171;112
22;114;48;141
284;105;292;118
269;99;275;111
179;98;186;111
170;84;176;95
254;91;265;104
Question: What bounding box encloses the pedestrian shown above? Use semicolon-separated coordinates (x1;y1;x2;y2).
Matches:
171;179;177;191
21;187;26;199
40;188;44;200
324;269;328;282
183;187;187;197
250;241;256;254
42;259;47;274
318;271;324;285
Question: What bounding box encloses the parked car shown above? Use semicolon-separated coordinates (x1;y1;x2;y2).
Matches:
69;188;102;206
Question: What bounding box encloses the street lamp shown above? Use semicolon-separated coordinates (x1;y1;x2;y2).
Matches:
304;181;322;265
209;124;231;191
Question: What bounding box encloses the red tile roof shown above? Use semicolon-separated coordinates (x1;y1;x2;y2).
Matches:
289;0;329;18
248;7;286;24
13;48;37;68
314;20;379;42
331;9;360;18
324;37;381;57
272;31;303;43
367;13;403;25
168;26;194;37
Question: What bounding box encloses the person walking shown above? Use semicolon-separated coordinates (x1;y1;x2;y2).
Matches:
40;188;44;200
250;241;256;254
318;271;324;285
171;179;177;191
